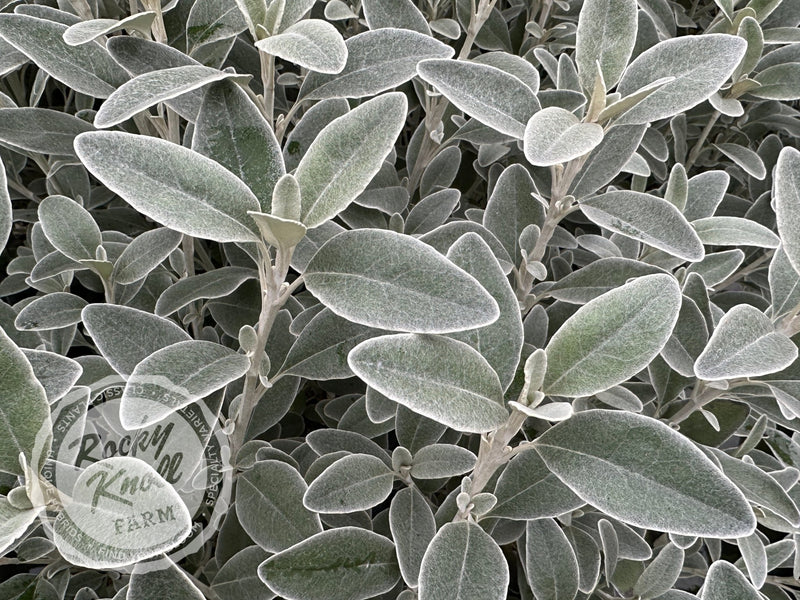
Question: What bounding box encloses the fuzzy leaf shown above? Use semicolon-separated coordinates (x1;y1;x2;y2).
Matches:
775;147;800;275
111;228;182;285
580;191;704;262
62;13;156;46
258;527;400;600
362;0;430;34
14;292;87;331
694;304;797;380
53;456;192;569
534;410;756;537
615;34;747;125
417;59;540;138
0;328;51;476
389;487;435;587
692;216;779;248
256;20;346;74
525;518;580;600
237;460;322;553
295;93;407;228
348;334;507;433
303;453;393;513
576;0;637;90
75;131;261;243
0;498;38;556
155;267;256;317
120;340;249;429
524;107;603;167
305;229;499;334
38;195;101;262
410;444;477;479
127;559;204;600
0;108;94;156
543;274;681;397
701;560;760;600
300;28;453;100
418;521;509;600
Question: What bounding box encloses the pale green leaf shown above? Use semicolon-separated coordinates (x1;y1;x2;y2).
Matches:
305;229;499;334
752;63;800;100
186;0;247;49
576;0;637;90
633;543;685;599
446;233;524;391
237;460;322;553
410;444;476;479
256;20;347;74
127;558;204;600
81;304;191;377
701;560;760;600
111;228;182;285
38;195;101;262
769;246;800;319
75;131;261;243
525;518;580;600
615;34;747;125
0;155;8;256
0;14;126;98
303;453;393;513
0;328;51;476
362;0;430;34
155;267;256;317
544;274;681;397
775;147;800;274
212;546;275;600
524;107;603;167
348;334;507;433
534;410;756;537
53;456;192;569
545;257;664;304
694;304;797;380
14;292;87;331
692;216;779;248
258;527;400;600
193;80;284;211
0;108;94;156
580;191;704;262
390;487;435;588
417;58;540;138
94;65;248;129
418;521;509;600
62;13;156;46
120;340;249;429
490;449;584;520
0;498;38;555
299;28;453;100
21;349;82;403
685;249;745;288
713;143;766;180
296;92;407;228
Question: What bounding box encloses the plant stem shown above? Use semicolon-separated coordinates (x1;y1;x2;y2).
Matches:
229;245;293;458
259;51;276;127
685;110;720;171
713;249;773;292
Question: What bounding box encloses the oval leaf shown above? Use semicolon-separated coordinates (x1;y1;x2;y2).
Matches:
580;191;704;262
258;527;400;600
534;409;756;537
576;0;637;90
38;195;101;262
410;444;477;480
544;273;681;397
111;227;183;285
305;229;499;334
75;131;260;243
0;328;51;476
615;34;747;125
694;304;798;381
53;456;192;569
0;108;95;156
296;92;407;228
701;560;761;600
417;58;540;138
418;521;509;600
237;460;322;553
692;216;780;248
303;453;393;513
524;107;603;167
120;340;250;429
348;334;507;433
775;147;800;275
525;518;580;600
256;20;347;74
389;487;435;587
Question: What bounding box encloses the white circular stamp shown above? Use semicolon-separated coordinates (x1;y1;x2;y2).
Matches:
43;374;232;570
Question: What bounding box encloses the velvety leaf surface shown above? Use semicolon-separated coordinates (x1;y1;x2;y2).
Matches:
775;147;800;275
0;327;51;476
256;20;347;74
212;546;275;600
534;410;756;537
525;518;580;600
20;349;82;403
237;460;322;553
38;195;101;262
524;106;603;167
111;227;182;285
258;527;400;600
295;93;407;228
694;304;797;380
127;559;204;600
389;487;435;587
0;108;94;155
362;0;430;34
303;453;393;513
417;58;540;138
543;274;681;397
410;444;477;479
14;292;87;331
418;521;509;600
615;34;747;125
120;340;249;429
305;229;499;334
692;216;780;248
75;131;261;243
576;0;637;90
155;267;256;317
348;334;507;433
701;560;760;600
0;498;38;555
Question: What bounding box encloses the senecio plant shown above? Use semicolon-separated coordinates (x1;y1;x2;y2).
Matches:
2;0;800;599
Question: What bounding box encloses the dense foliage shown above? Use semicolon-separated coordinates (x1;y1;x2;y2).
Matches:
1;0;800;598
